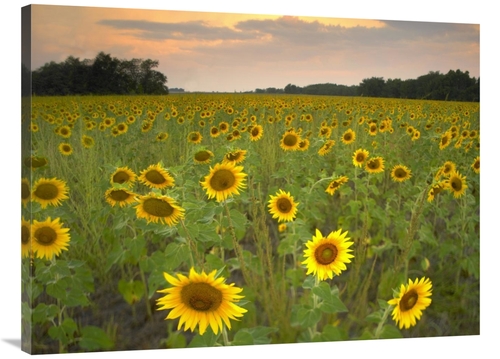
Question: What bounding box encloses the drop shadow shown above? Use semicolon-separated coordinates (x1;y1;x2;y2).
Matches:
2;338;22;349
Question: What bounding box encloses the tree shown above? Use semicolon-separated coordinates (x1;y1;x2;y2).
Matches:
359;77;385;97
32;52;169;96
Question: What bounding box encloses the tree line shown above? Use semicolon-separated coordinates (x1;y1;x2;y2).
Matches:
30;52;169;96
278;69;479;102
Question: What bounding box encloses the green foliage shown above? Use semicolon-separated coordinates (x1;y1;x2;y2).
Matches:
23;93;480;353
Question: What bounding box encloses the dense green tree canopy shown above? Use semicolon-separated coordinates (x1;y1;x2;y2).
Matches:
32;52;169;96
282;70;479;102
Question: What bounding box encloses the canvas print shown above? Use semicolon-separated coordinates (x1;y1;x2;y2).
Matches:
21;4;480;355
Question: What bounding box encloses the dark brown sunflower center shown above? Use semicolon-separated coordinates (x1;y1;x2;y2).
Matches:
395;168;407;178
182;282;223;312
283;134;298;147
314;243;338;265
276;198;292;213
34;226;57;246
399;289;418;311
344;134;352;141
209;169;236;191
142;198;174;217
62;145;71;152
368;160;380;169
113;171;130;184
441;136;449;145
22;182;31;200
356;153;365;162
22;225;30;245
251;127;260;136
190;133;200;141
34;183;59;200
330;181;341;189
450;178;462;191
195;151;211;162
226;152;241;161
474;160;479;169
145;170;166;185
109;190;131;201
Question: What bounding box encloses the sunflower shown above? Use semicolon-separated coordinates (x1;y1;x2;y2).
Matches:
412;130;421;141
352;148;369;167
280;130;301;151
81;135;95;149
22;178;31;207
368;123;378;136
223;149;247;165
58;143;73;156
298;138;310;151
24;156;48;169
116;122;128;134
365;156;385;174
141;120;154;133
194;150;214;164
439;132;452;150
325;176;349;196
31;177;69;209
388;277;432;330
110;166;137;187
446;170;467;198
318;140;336;156
135;193;185;226
391;165;412;183
435;160;456;180
471;156;479;174
188;131;203;144
427;181;448;202
31;217;70;260
21;217;31;259
157;267;247;335
58;125;72;138
105;188;137;208
219;121;230;133
268;189;299;222
278;223;287;233
139;164;175;190
341;129;356;145
249;124;264;141
200;162;247;202
156;132;169;142
318;126;332;138
210;126;220;138
231;129;242;140
302;228;354;281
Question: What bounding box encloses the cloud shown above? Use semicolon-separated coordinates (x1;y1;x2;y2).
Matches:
97;19;258;41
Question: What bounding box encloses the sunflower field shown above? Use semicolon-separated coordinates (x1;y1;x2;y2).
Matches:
21;93;480;353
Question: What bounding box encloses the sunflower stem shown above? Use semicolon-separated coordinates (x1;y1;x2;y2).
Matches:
223;200;252;287
221;325;230;346
179;219;201;270
308;176;334;195
374;304;392;339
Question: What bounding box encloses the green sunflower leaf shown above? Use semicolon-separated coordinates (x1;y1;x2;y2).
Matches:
79;325;114;351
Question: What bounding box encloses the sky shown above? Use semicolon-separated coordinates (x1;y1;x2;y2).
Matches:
27;2;480;93
2;1;497;359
